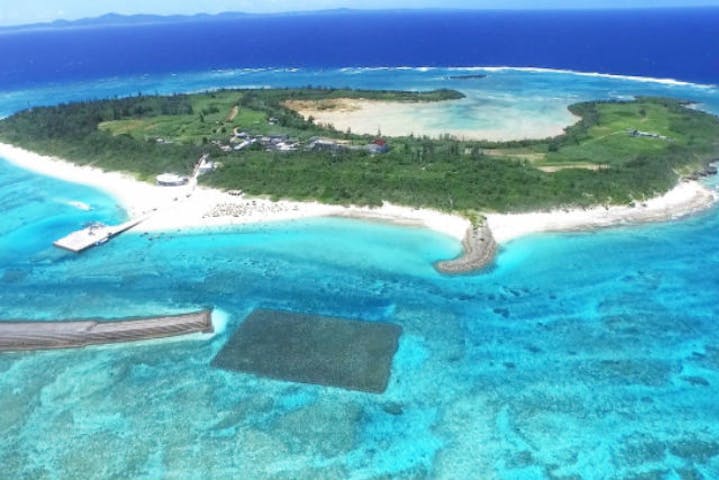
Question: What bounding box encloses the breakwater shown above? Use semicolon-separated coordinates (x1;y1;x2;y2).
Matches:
435;223;497;274
0;310;213;352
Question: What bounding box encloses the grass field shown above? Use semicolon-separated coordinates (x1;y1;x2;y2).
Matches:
98;91;267;145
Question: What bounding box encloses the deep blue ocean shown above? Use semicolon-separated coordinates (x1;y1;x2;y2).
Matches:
1;9;718;89
1;9;719;479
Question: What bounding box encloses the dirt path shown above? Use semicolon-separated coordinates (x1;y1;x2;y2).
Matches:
226;105;239;122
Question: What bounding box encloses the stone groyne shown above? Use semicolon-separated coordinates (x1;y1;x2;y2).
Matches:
0;310;213;352
435;223;497;275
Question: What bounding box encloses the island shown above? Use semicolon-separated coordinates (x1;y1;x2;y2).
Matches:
1;87;717;273
446;74;488;80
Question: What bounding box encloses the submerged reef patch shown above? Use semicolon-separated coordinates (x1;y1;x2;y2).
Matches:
212;309;402;393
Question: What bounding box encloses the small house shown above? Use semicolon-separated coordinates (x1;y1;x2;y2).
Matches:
366;138;389;154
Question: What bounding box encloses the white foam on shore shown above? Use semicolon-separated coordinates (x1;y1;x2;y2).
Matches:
210;309;230;336
64;200;92;211
0;142;177;220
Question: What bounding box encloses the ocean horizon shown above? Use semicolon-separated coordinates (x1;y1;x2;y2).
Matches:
1;11;719;479
1;8;719;89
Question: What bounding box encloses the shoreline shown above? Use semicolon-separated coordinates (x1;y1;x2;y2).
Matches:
486;181;718;244
1;142;717;274
0;142;469;242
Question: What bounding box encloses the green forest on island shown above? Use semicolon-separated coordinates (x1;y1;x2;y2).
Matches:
0;87;718;215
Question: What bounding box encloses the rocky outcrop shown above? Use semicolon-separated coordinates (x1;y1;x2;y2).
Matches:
435;223;497;275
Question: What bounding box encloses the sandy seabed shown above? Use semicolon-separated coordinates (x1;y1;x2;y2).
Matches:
284;98;578;141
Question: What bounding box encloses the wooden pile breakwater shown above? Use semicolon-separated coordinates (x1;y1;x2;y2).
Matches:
0;310;213;352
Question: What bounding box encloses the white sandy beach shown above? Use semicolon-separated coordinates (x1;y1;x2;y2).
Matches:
0;143;469;241
486;180;718;243
1;142;716;247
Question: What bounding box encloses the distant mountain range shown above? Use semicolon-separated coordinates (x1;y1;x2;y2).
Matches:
5;6;717;32
0;9;369;32
2;6;717;33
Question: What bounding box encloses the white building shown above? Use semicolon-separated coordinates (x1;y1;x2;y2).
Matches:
156;173;189;187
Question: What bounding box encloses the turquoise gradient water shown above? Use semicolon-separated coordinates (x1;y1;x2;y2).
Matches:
1;68;719;479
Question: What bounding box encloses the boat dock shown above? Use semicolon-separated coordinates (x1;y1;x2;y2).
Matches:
53;217;147;253
52;155;211;253
0;310;213;352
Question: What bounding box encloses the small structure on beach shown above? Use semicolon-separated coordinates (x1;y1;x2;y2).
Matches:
212;309;402;393
156;173;189;186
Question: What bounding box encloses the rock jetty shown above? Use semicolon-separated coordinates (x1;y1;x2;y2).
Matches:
435;223;497;274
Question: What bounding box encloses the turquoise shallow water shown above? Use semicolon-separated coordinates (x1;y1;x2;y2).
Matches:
1;68;719;479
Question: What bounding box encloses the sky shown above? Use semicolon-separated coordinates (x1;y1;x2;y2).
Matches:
2;0;719;26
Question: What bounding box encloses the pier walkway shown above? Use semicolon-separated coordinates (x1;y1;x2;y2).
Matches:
53;154;208;253
0;310;213;352
53;217;148;253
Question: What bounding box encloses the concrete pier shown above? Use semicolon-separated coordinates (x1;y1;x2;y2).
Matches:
0;310;213;352
53;217;146;253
